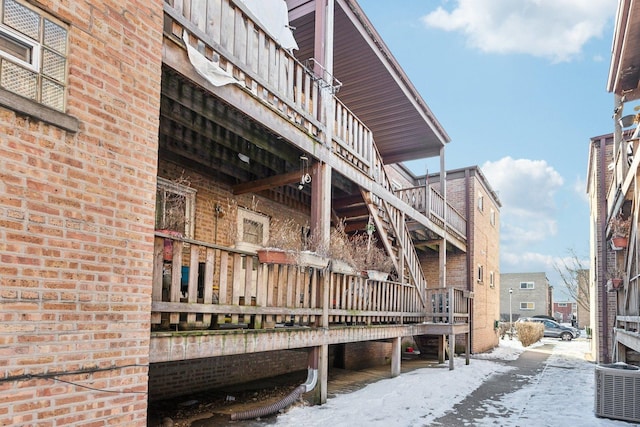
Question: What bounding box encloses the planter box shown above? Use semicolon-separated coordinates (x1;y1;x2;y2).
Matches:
366;270;389;281
611;236;628;250
257;248;295;264
330;259;357;275
257;249;329;269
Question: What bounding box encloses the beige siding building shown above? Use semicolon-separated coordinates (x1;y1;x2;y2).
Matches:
500;272;552;321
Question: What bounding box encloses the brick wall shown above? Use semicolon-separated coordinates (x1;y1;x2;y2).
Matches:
447;170;501;353
341;342;392;370
148;350;309;401
0;1;163;425
156;160;311;248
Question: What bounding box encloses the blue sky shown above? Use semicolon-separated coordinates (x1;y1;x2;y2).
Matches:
358;0;620;299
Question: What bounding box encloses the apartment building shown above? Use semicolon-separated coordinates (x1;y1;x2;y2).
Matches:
500;272;552;321
588;0;640;367
0;0;500;424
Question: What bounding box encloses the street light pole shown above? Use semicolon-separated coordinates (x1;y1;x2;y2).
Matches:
509;288;513;340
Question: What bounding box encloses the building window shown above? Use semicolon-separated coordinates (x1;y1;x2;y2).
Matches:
558;303;567;307
0;0;68;111
490;208;496;226
520;302;535;310
235;207;269;251
155;177;196;238
478;193;484;212
489;271;494;288
477;264;484;283
520;281;534;289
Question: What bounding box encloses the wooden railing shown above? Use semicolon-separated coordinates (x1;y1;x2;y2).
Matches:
616;316;640;334
151;233;468;331
164;0;323;137
396;185;467;239
332;97;374;176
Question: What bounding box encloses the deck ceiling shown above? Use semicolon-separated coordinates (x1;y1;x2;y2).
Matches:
288;0;450;164
609;0;640;100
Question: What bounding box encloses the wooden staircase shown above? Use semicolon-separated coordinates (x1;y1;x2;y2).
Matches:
361;189;427;302
331;189;428;307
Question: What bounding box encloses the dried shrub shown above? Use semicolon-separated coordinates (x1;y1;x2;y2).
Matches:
515;321;544;347
350;233;394;273
329;219;356;267
267;217;301;251
499;322;511;339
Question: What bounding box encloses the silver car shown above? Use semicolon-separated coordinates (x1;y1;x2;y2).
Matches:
517;317;580;341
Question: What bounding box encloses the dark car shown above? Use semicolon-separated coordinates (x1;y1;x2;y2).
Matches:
517;317;580;341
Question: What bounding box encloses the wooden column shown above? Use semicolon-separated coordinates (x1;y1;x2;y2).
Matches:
391;336;401;377
448;333;455;370
439;146;447;288
311;161;332;245
318;344;329;404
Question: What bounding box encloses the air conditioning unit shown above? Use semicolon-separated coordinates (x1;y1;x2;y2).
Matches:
594;363;640;422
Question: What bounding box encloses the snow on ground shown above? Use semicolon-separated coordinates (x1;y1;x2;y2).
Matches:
273;338;631;427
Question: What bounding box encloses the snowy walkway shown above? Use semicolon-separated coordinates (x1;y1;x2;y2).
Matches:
273;338;632;426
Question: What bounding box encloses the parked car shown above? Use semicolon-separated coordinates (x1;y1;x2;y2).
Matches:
516;317;580;341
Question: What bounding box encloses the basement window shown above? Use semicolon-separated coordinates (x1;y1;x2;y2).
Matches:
0;0;68;111
155;177;196;238
235;207;269;251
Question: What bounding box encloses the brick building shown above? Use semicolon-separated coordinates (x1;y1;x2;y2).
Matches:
386;165;502;354
0;0;163;425
0;0;499;424
589;0;640;368
553;301;577;324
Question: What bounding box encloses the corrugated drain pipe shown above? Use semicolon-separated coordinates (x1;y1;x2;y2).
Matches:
230;348;319;421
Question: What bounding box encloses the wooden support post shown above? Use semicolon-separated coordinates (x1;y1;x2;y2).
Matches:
391;336;401;377
438;335;445;364
448;333;455;370
466;332;471;365
312;344;329;405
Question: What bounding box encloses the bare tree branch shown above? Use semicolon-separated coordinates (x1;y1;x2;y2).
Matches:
553;249;589;312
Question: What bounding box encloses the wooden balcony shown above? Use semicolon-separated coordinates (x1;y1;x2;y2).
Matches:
150;233;471;363
396;185;467;242
161;0;466;250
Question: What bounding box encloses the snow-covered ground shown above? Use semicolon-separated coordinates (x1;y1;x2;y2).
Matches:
273;338;632;426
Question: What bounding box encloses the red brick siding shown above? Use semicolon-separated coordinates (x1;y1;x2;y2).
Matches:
0;1;163;425
341;342;392;370
148;350;309;401
157;160;311;247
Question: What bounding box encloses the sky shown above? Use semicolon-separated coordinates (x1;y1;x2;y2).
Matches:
274;337;630;426
356;0;624;300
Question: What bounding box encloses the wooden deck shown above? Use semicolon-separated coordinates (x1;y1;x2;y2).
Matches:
150;233;471;363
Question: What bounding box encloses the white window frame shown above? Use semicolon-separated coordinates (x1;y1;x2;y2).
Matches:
557;302;567;307
156;176;196;238
0;0;68;112
235;207;269;252
0;25;40;71
477;264;484;283
520;302;535;310
520;281;534;289
489;271;494;288
490;208;496;226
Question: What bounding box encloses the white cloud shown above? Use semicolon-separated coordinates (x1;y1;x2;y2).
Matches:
482;157;563;246
421;0;616;62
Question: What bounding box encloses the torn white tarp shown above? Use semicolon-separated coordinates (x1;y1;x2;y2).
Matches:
182;30;240;87
237;0;298;51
